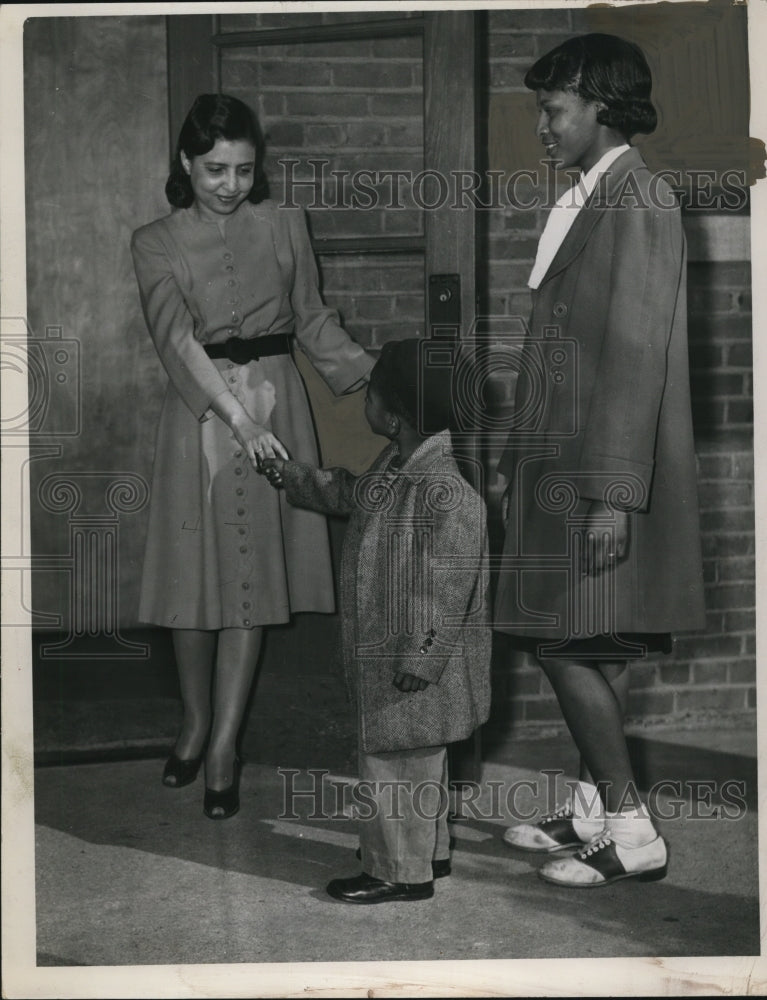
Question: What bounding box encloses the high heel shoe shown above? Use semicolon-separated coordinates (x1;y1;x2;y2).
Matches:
162;752;204;788
203;758;241;820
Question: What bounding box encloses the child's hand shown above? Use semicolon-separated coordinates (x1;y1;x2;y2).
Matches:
259;456;285;488
393;671;430;693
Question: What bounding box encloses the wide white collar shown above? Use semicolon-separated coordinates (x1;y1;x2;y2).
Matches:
528;144;631;289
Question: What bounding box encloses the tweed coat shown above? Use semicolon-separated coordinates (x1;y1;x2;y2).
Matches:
494;148;706;642
132;199;374;629
281;430;492;754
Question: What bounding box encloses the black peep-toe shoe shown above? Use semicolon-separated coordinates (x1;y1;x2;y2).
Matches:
162;752;204;788
203;758;241;820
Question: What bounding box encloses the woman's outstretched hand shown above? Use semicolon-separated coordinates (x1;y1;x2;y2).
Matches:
209;391;289;470
230;413;289;470
259;456;285;488
579;500;630;577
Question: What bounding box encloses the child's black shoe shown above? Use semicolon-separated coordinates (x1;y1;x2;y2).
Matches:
327;872;433;904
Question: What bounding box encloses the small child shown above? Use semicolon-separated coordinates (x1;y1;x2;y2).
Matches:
262;338;491;904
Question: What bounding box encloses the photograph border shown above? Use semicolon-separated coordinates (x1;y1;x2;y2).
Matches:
2;0;765;996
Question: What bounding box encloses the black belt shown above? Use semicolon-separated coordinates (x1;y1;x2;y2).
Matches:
203;333;294;365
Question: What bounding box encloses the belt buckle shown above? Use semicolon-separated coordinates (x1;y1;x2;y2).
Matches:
225;336;254;365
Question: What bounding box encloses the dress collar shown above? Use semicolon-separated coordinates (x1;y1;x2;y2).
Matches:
528;144;634;289
570;143;631;206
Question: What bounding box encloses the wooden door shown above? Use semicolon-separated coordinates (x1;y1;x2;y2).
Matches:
166;10;481;782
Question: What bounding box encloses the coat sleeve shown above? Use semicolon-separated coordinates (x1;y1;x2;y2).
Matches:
577;194;684;512
131;224;229;421
398;484;489;686
285;208;375;394
281;460;358;517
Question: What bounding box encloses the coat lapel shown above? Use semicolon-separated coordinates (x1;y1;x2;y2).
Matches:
539;147;648;288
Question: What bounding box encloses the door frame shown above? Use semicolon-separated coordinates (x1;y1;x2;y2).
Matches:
166;11;478;344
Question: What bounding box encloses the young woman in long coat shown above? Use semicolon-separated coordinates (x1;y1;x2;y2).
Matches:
131;94;374;818
494;34;705;886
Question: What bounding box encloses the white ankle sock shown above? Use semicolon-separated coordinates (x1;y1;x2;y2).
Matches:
570;781;606;838
570;781;605;821
605;807;657;848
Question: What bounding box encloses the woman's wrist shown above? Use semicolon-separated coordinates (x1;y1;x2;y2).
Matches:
210;390;249;432
229;409;254;434
230;410;270;444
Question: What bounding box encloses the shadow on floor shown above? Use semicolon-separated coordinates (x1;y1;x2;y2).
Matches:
33;754;759;964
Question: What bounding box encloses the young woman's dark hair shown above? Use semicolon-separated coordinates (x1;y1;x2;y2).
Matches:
524;33;657;139
165;93;269;208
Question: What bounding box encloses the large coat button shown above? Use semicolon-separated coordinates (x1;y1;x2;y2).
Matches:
553;302;568;318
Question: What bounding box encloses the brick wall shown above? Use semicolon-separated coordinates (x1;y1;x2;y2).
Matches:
220;13;426;351
218;14;427;478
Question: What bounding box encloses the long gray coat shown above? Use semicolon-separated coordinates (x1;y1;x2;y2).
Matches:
282;431;492;754
494;148;706;640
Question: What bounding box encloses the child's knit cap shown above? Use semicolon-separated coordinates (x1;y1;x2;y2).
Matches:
372;338;454;434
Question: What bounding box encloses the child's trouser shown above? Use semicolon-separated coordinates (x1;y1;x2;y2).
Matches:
357;745;450;884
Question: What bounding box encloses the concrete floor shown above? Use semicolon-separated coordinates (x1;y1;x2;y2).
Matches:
15;629;761;996
31;722;759;971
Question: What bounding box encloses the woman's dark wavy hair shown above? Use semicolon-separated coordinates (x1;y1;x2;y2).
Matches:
165;93;269;208
524;33;657;139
